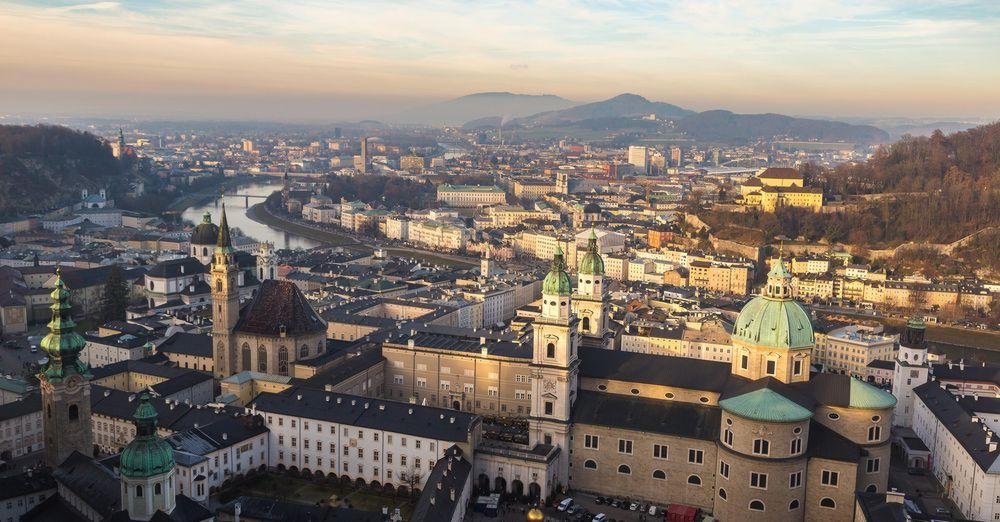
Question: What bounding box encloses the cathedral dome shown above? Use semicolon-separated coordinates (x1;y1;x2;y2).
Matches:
578;229;604;276
542;246;572;295
732;257;814;349
119;393;175;478
190;212;220;245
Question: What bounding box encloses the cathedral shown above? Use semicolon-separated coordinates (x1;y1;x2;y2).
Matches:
207;205;327;379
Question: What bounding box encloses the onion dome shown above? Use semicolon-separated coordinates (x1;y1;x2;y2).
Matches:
732;257;814;349
578;229;605;276
542;246;572;295
190;211;220;245
119;393;175;478
39;268;89;380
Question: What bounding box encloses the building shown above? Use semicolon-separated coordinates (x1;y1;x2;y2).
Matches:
627;145;649;175
740;168;823;212
688;260;753;295
892;317;929;428
0;393;43;464
209;205;328;379
436;184;506;207
813;325;895;380
0;471;56;522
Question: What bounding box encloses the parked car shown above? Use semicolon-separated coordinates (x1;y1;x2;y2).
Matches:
558;498;574;511
595;497;606;505
629;502;639;511
592;514;607;522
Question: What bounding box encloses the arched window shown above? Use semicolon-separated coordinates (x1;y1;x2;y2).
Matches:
68;404;79;422
749;500;764;512
789;499;800;510
865;484;877;493
584;460;597;469
154;483;162;495
546;343;555;358
149;281;154;290
135;485;143;497
582;317;591;332
820;498;836;508
257;346;267;373
277;346;289;375
300;344;309;358
241;344;251;372
718;488;727;500
687;474;701;486
216;279;222;292
652;470;666;480
617;464;631;475
202;247;208;257
868;425;881;441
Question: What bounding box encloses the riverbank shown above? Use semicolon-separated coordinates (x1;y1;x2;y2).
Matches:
247;202;478;267
166;176;258;214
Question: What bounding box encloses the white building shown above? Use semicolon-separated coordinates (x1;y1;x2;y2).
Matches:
436;185;506;208
0;394;43;463
82;333;153;368
0;471;56;522
167;416;270;502
250;388;480;492
627;146;649;175
813;325;895;379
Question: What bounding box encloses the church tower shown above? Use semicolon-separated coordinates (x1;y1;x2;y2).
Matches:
39;268;94;466
120;393;177;521
573;229;609;348
257;241;276;281
529;247;579;489
892;316;928;428
211;205;240;378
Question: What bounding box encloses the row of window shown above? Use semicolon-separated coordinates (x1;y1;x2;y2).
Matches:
716;492;836;512
584;436;702;463
276;450;433;471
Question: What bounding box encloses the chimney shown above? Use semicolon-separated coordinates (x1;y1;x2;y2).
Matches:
450;416;455;424
429;497;435;506
408;408;413;415
437;481;442;490
223;433;228;441
325;396;330;402
885;489;905;504
297;394;302;400
450;488;456;501
379;404;385;410
128;395;135;402
481;346;488;356
991;441;998;452
960;359;965;371
337;397;342;404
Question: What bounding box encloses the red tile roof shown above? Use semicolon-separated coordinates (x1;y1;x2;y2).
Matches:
234;280;325;336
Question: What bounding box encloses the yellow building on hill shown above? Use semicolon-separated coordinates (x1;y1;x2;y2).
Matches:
740;167;823;212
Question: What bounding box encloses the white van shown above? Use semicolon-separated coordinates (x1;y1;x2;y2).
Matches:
557;498;574;511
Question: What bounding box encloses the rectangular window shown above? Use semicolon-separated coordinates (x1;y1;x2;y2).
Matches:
822;470;839;486
752;439;770;455
723;429;733;446
740;354;749;370
866;458;880;473
618;439;633;454
544;402;553;415
750;472;767;489
653;444;668;459
790;437;802;454
793;360;802;375
868;426;881;442
719;460;729;478
688;449;703;464
584;435;599;450
789;471;802;488
765;360;776;375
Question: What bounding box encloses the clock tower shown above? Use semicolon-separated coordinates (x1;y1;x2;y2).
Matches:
39;268;94;466
529;247;579;490
211;205;240;378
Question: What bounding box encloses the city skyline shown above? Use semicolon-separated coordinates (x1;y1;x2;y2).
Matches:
1;0;999;121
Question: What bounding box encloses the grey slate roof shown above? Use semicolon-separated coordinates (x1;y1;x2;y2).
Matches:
250;387;479;442
0;469;56;502
0;392;41;421
157;332;213;357
572;389;721;441
411;445;473;522
52;451;121;519
579;346;743;393
914;382;1000;472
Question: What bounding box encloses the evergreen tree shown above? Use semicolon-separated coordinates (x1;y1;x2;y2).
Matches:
101;265;129;322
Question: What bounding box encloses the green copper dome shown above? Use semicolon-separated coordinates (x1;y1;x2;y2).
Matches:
542;246;572;295
578;229;605;276
720;388;813;423
846;377;897;410
733;257;814;349
39;268;89;381
119;393;175;478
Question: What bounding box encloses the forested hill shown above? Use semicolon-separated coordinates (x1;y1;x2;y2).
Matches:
0;125;120;219
703;122;1000;264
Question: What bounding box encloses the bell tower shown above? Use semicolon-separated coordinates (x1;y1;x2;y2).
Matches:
893;316;928;428
529;247;579;490
257;241;276;281
573;229;609;348
39;268;94;466
211;204;240;378
120;393;177;521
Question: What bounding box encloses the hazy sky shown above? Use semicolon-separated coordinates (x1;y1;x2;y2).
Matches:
2;0;999;121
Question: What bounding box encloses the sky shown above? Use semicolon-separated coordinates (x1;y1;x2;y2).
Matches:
1;0;999;121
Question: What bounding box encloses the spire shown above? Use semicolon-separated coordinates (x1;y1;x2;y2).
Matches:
587;227;598;252
39;267;89;380
119;392;175;479
216;203;234;252
552;245;565;271
132;392;160;437
763;256;792;299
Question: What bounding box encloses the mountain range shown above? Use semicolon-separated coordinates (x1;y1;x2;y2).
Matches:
397;92;891;144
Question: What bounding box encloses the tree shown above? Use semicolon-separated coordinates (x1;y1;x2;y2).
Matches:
101;265;129;322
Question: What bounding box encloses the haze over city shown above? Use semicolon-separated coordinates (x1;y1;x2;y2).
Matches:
2;0;1000;121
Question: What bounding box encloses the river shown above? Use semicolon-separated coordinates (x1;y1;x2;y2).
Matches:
180;181;321;250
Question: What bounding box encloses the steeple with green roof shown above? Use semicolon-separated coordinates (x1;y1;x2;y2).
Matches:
542;245;572;296
215;203;235;255
39;267;90;381
578;228;605;276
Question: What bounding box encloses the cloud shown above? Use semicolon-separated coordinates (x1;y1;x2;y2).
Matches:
48;1;119;12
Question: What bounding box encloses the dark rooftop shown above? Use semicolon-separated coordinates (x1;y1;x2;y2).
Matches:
572;389;720;441
235;280;326;336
